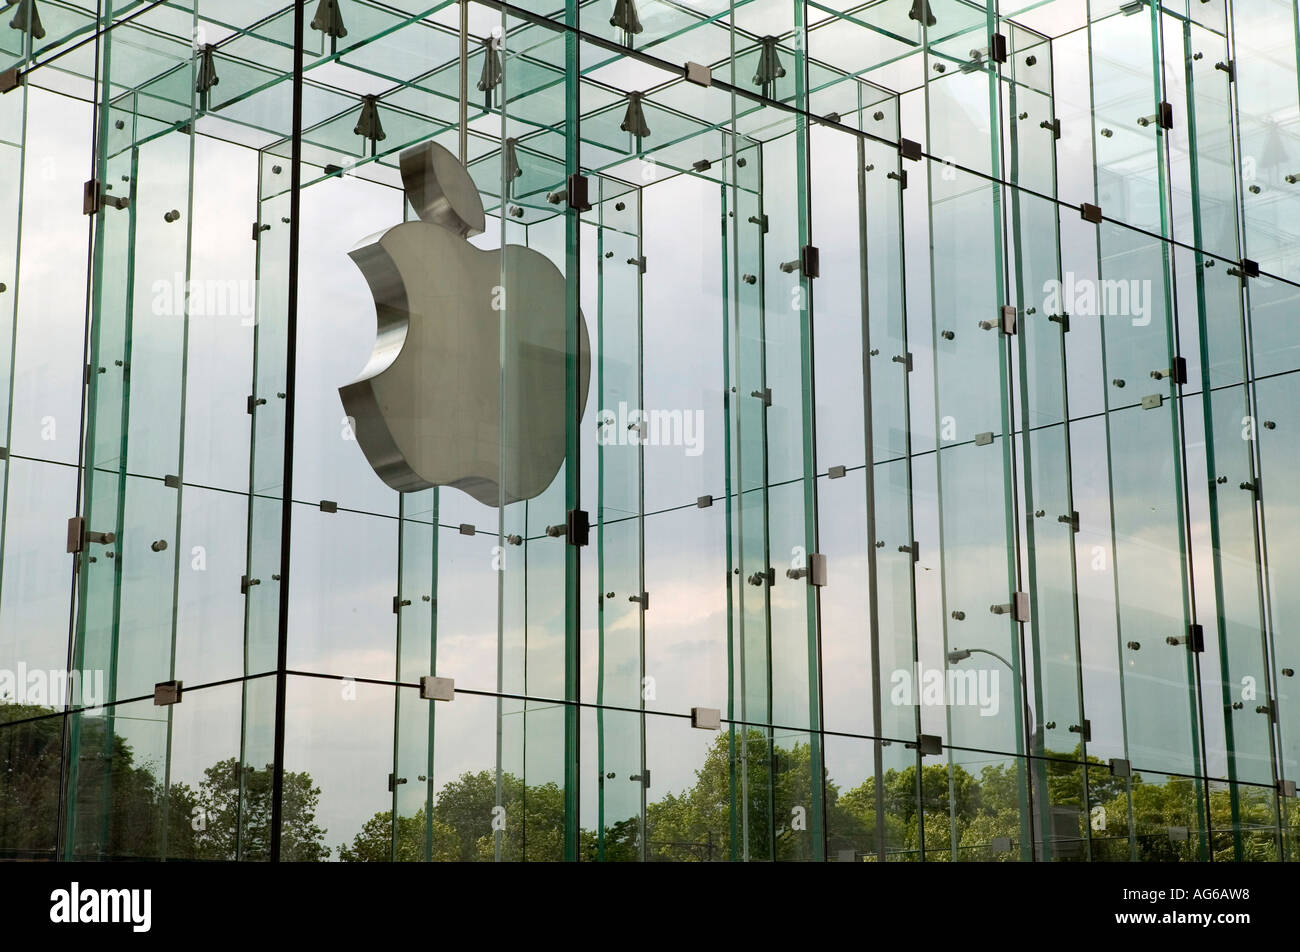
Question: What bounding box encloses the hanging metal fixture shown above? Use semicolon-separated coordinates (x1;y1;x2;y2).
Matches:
7;0;45;41
311;0;348;53
503;137;523;193
478;35;502;110
196;43;220;112
620;91;651;144
354;94;386;157
752;36;785;98
909;0;936;28
610;0;643;44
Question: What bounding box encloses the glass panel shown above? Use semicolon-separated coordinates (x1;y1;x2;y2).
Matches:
2;0;1299;867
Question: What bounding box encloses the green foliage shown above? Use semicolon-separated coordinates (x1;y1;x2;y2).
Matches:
188;758;330;862
0;704;329;860
8;702;1299;862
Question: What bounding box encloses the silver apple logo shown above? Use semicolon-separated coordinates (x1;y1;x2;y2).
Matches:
341;140;591;507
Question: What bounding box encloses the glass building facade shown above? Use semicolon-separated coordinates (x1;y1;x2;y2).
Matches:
0;0;1297;863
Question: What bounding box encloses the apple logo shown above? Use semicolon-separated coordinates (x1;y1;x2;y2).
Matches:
340;140;590;506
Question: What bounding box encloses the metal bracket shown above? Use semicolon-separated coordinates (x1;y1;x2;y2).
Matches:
1057;511;1079;533
975;431;994;446
66;517;84;553
751;387;772;406
630;770;651;788
629;592;649;610
1187;623;1205;653
1157;101;1173;130
247;395;266;414
1068;719;1091;742
899;137;922;161
1109;758;1131;778
809;552;827;586
626;255;646;273
1215;59;1235;82
1048;312;1070;332
567;173;592;213
786;557;827;585
458;523;475;536
1080;202;1103;223
1150;356;1188;385
393;595;411;613
990;32;1007;64
1141;393;1164;410
319;499;338;513
684;61;712;86
887;169;907;189
241;575;261;594
1228;258;1260;279
387;774;407;792
991;592;1029;622
697;494;713;508
1041;117;1061;139
1000;305;1017;335
164;474;181;489
891;352;913;372
66;517;116;553
828;465;846;479
0;67;23;94
83;180;130;215
566;508;590;547
1279;779;1297;798
153;680;183;706
898;541;919;562
691;707;721;730
801;244;820;278
748;214;768;232
916;734;942;756
420;676;455;701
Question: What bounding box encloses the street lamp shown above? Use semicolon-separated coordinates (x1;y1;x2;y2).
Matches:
947;645;1056;859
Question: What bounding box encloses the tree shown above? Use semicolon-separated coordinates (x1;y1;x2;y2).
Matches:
0;702;194;859
0;703;329;860
337;808;460;862
340;769;570;862
190;758;330;862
